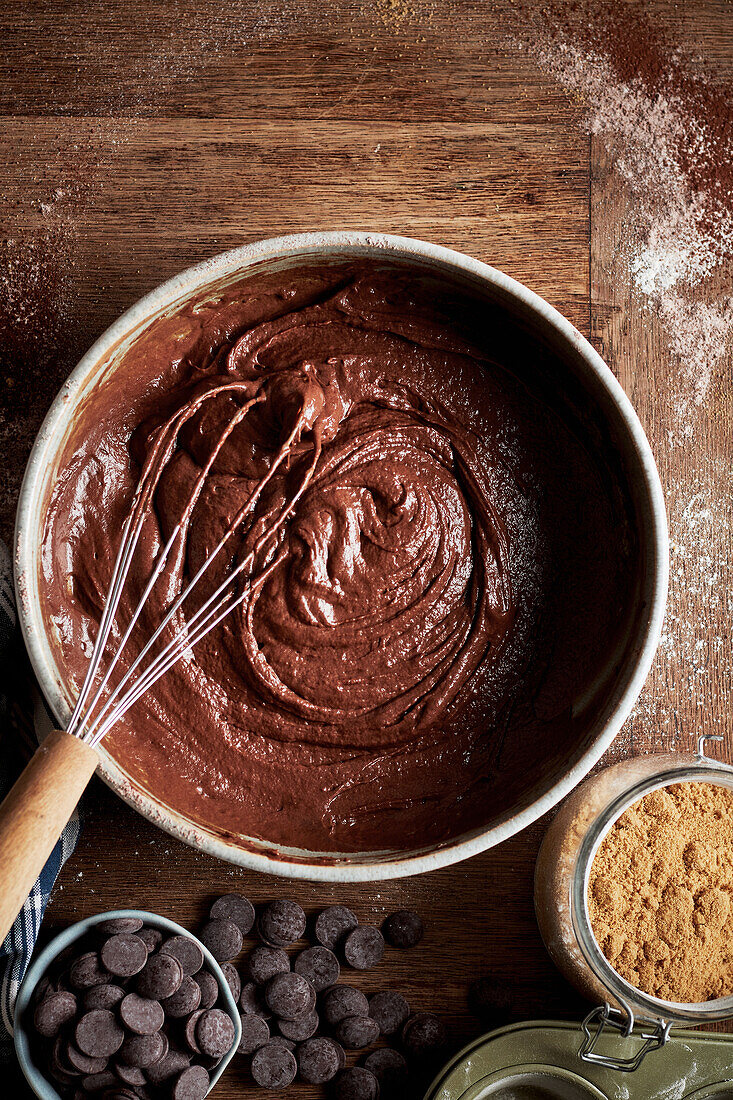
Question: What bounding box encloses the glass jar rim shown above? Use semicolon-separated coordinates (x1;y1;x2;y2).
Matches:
571;750;733;1026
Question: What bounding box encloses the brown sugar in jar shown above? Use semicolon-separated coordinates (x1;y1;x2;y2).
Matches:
588;781;733;1003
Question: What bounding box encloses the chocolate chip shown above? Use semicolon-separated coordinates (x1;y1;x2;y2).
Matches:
294;946;340;992
265;972;315;1020
335;1014;380;1050
315;907;359;951
145;1048;191;1085
401;1013;446;1059
69;952;111;990
119;1030;166;1068
34;976;53;1004
239;981;269;1017
258;900;306;948
34;990;77;1038
74;1009;125;1058
277;1008;319;1042
183;1009;206;1054
119;993;165;1035
137;927;163;954
237;1013;270;1054
100;935;148;979
368;991;410;1036
195;1007;236;1058
343;927;385;970
382;911;423;949
330;1039;347;1070
363;1048;408;1092
210;893;256;935
270;1036;296;1052
136;952;183;1000
193;969;219;1009
250;1040;297;1089
172;1064;210;1100
96;918;144;935
83;984;125;1011
162;975;202;1018
199;919;243;962
322;986;369;1028
247;945;290;985
65;1041;108;1075
114;1061;147;1086
220;961;241;1003
81;1070;118;1092
333;1066;380;1100
159;934;204;977
297;1036;341;1084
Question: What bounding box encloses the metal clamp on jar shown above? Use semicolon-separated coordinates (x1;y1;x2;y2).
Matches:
535;735;733;1073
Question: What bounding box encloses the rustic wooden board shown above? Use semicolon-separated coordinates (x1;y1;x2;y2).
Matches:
1;0;732;1095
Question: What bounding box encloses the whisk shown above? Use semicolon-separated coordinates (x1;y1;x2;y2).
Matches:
0;371;323;942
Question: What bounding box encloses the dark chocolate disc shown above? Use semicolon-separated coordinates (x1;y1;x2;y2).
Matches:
247;945;290;986
119;992;165;1035
270;1035;296;1052
136;952;183;1000
80;1070;118;1092
74;1009;125;1058
401;1013;446;1059
264;972;315;1020
297;1036;342;1084
34;990;77;1038
240;981;269;1017
137;926;163;954
83;984;125;1011
220;961;241;1003
237;1013;270;1054
184;1009;206;1054
368;991;410;1036
363;1048;408;1092
250;1040;298;1089
100;934;148;978
277;1008;319;1042
293;946;340;992
114;1060;147;1086
119;1030;166;1068
210;893;256;935
162;975;202;1018
145;1047;192;1085
382;911;423;949
332;1066;380;1100
195;1007;236;1058
322;985;369;1028
160;934;204;977
193;969;219;1009
96;917;144;935
257;900;306;948
65;1041;108;1075
172;1064;210;1100
335;1014;380;1050
314;906;358;950
343;927;384;970
69;952;111;990
199;919;243;962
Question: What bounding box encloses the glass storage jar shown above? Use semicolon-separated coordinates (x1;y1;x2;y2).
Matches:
534;736;733;1071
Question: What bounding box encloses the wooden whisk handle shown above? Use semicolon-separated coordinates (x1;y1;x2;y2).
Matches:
0;730;99;943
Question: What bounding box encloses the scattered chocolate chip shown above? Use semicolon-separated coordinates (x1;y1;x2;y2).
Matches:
401;1013;446;1059
363;1048;408;1092
145;1048;192;1085
74;1009;125;1058
69;952;111;990
96;918;144;935
172;1063;210;1100
335;1014;380;1050
265;972;315;1020
315;907;359;951
160;934;205;977
199;919;243;962
368;991;410;1036
137;927;163;954
81;1070;118;1092
65;1041;108;1075
136;952;183;1000
240;981;269;1017
195;1007;236;1058
238;1013;270;1054
343;927;385;970
277;1008;320;1042
220;961;241;1003
114;1060;147;1086
333;1066;380;1100
33;990;77;1038
119;992;165;1035
247;945;290;986
382;911;423;949
119;1030;166;1068
193;969;219;1010
83;984;125;1011
294;945;340;992
297;1036;341;1084
162;975;202;1018
258;900;306;948
250;1040;298;1089
210;893;255;935
322;985;369;1028
100;934;148;979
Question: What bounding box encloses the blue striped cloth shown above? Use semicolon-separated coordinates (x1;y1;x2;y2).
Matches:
0;540;81;1053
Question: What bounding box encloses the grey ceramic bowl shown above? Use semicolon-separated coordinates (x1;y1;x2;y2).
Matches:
13;908;241;1099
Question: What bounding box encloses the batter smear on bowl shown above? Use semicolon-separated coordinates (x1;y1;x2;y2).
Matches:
40;262;636;854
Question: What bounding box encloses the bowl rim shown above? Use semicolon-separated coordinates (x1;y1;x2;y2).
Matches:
13;907;242;1099
14;229;669;880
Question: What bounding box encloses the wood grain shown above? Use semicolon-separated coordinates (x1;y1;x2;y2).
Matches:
1;1;732;1095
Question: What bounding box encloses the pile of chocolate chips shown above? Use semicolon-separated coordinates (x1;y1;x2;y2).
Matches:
199;896;444;1098
29;916;235;1100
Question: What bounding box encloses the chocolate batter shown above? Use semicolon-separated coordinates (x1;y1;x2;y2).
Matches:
40;262;637;854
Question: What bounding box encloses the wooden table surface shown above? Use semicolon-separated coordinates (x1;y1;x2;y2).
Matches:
1;1;732;1096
